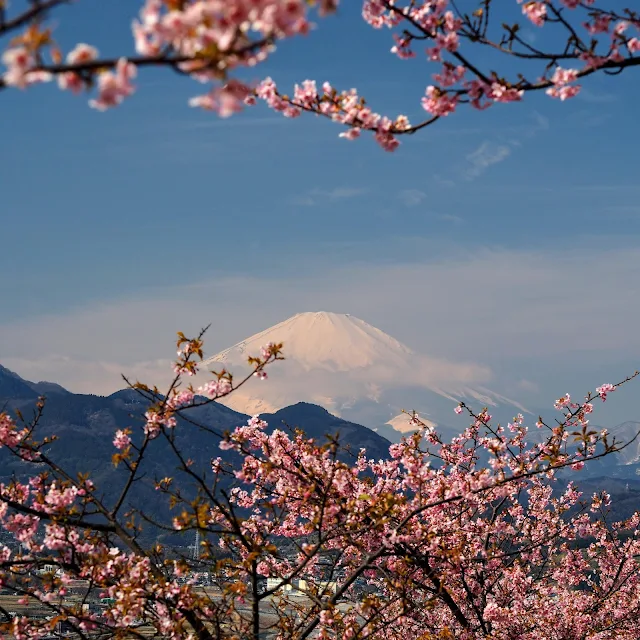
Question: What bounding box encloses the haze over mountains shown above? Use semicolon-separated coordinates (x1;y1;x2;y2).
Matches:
2;308;640;515
3;310;634;448
202;311;529;442
1;310;639;472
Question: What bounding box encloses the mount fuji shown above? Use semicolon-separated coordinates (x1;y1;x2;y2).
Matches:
201;312;530;442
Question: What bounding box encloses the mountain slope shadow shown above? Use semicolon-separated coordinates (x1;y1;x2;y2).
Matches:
0;367;392;541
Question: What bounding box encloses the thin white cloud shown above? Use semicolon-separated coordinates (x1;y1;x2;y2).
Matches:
322;187;368;199
568;109;612;128
577;88;618;104
432;174;455;188
464;141;511;179
436;112;549;185
290;186;368;206
516;379;540;394
290;194;317;206
529;112;550;134
398;189;427;206
438;213;463;224
2;244;640;403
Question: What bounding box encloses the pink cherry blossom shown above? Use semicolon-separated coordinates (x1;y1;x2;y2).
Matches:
488;82;524;103
433;63;465;87
421;85;458;116
596;382;616;401
189;79;253;118
66;43;99;65
520;1;547;27
58;43;98;93
89;58;137;111
628;38;640;53
2;46;51;88
113;430;131;450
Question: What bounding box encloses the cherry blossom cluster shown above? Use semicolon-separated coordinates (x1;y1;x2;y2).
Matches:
255;77;410;151
1;46;52;89
1;0;340;114
199;377;640;638
120;332;281;447
254;0;640;149
0;413;28;449
131;0;338;61
0;330;638;638
2;1;638;150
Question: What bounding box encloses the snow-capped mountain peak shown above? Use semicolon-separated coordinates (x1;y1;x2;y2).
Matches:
205;311;414;372
201;312;528;441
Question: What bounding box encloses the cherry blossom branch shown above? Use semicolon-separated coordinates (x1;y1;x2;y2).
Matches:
1;0;639;154
0;32;276;91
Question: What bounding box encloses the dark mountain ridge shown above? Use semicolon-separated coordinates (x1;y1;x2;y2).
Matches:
1;364;639;538
0;365;391;540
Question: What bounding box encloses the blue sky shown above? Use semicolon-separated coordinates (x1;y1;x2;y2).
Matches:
1;1;640;424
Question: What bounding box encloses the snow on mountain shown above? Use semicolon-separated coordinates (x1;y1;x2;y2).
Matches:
210;312;413;373
602;421;640;466
385;413;436;434
201;312;529;441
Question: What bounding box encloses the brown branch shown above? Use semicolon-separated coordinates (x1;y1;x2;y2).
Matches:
415;555;471;630
0;492;115;533
0;0;69;35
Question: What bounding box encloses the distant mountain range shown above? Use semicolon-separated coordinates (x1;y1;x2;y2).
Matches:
0;362;390;460
0;363;391;539
1;360;639;534
0;363;70;399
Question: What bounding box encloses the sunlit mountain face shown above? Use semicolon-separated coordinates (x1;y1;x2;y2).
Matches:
200;311;530;442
